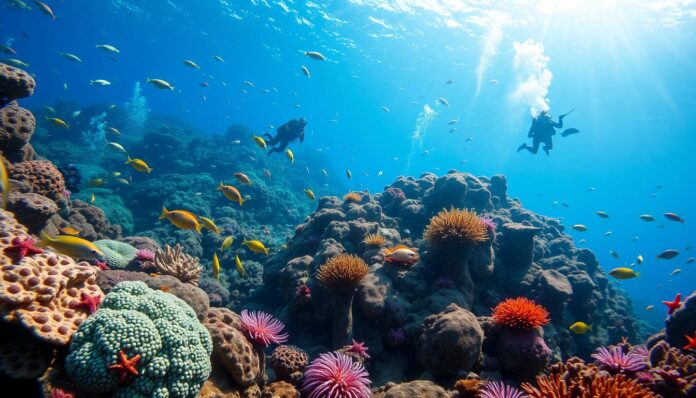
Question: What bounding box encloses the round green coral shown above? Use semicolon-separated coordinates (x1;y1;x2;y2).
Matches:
65;281;212;398
94;240;138;268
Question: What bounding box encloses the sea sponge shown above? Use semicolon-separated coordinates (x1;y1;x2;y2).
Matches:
262;381;300;398
0;208;103;345
152;243;202;285
492;297;550;330
65;281;212;398
202;307;263;386
316;253;369;293
0;63;35;107
8;160;66;201
93;239;138;269
343;192;363;203
423;207;488;247
363;233;386;247
0;101;35;155
270;345;309;385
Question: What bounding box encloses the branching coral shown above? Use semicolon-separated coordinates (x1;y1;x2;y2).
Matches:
343;192;363;203
316;254;369;293
424;208;488;246
153;244;202;285
644;340;696;397
363;233;386;247
492;297;550;330
522;372;657;397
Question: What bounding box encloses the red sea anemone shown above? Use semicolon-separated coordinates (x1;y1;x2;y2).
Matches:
240;309;289;347
302;352;371;398
136;248;156;262
347;340;370;359
492;297;550;330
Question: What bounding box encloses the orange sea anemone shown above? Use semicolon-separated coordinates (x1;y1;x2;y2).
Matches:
363;234;386;247
316;254;369;293
492;297;550;330
343;192;363;203
423;208;488;247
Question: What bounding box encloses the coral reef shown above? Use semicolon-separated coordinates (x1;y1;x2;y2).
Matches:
0;63;35;108
93;239;138;268
152;243;202;285
270;345;309;386
65;281;212;397
8;160;66;201
0;101;35;162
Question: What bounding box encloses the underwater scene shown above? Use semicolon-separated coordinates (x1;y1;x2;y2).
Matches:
1;0;695;397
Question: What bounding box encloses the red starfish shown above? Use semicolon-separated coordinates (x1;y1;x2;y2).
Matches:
3;237;43;263
684;332;696;350
662;293;682;315
72;292;102;314
94;259;110;270
108;350;141;382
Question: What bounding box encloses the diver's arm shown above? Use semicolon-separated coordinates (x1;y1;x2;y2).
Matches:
552;117;564;129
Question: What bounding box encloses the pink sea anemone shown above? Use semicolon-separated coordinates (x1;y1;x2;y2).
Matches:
347;340;370;359
240;309;289;347
591;345;647;374
480;216;497;233
136;248;156;262
480;381;526;398
387;327;406;345
302;352;372;398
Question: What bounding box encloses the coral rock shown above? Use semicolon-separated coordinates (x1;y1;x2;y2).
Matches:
418;303;483;376
373;380;450;398
198;364;262;398
0;64;35;107
666;292;696;349
203;307;263;386
270;345;309;385
261;381;300;398
0;101;35;160
9;160;66;201
497;328;552;377
500;222;540;269
0;208;103;345
7;191;59;233
0;323;54;379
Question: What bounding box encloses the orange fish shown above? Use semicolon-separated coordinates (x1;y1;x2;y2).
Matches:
383;244;419;265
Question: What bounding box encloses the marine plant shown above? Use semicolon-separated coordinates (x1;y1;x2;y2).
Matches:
316;254;369;347
479;381;526;398
152;243;202;285
239;309;289;347
302;352;371;398
362;233;386;247
65;281;212;398
592;345;647;374
492;297;550;330
424;207;488;247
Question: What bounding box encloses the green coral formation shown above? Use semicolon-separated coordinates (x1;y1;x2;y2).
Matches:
65;281;212;398
94;239;138;268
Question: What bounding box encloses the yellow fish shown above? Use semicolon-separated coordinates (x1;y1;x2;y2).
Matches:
200;216;220;234
286;149;295;164
183;60;201;69
147;78;174;90
46;117;69;129
89;178;105;187
242;239;269;255
159;206;202;234
252;135;267;149
220;236;234;251
59;226;80;236
218;182;245;206
111;172;122;177
346;169;352;179
608;267;639;280
38;232;103;259
234;172;252;186
304;188;315;201
569;322;591;335
90;193;96;203
0;154;9;209
212;252;221;281
235;254;247;278
637;255;644;265
125;156;153;174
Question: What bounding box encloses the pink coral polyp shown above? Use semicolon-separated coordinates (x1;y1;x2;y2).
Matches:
240;309;289;347
303;352;372;398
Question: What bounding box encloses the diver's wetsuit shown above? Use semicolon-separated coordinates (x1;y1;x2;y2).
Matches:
518;113;564;155
264;119;306;155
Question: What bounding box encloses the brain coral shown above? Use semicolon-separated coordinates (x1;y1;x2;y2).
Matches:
0;101;35;153
0;63;35;107
9;160;66;201
0;208;103;345
93;239;138;269
65;281;212;398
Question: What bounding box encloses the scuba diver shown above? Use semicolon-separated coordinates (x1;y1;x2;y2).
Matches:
264;118;306;155
517;109;574;155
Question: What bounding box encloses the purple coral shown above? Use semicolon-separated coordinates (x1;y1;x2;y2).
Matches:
347;340;370;359
480;381;526;398
480;215;497;233
591;345;647;374
387;327;406;345
240;309;289;347
136;248;156;262
302;352;371;398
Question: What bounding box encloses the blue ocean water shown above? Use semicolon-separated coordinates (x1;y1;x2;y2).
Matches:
2;0;695;331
